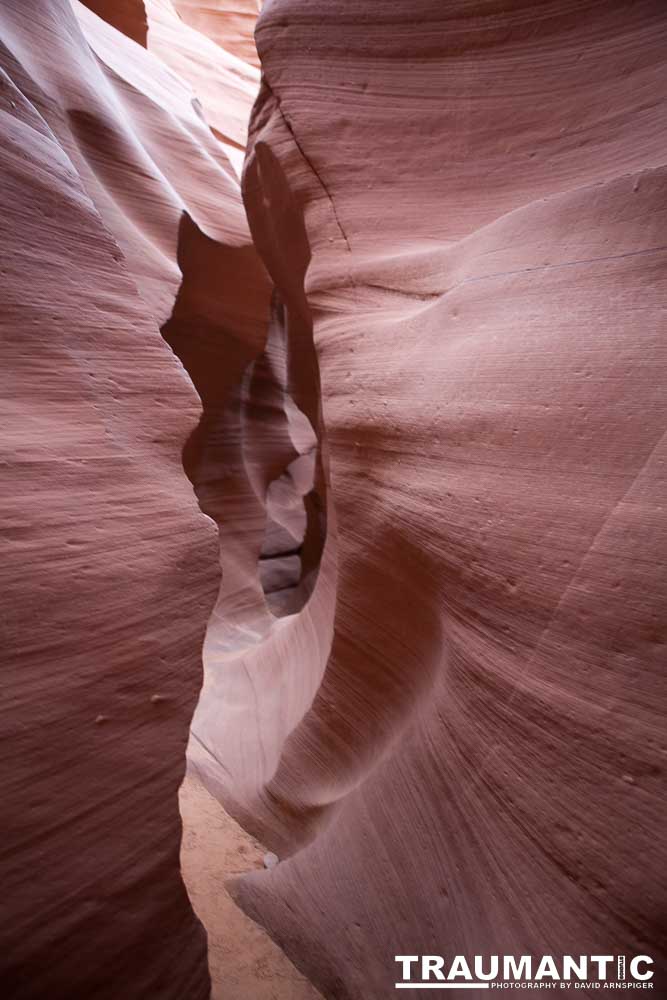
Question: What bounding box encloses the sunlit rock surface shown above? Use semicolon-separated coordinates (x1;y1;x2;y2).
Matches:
173;0;262;69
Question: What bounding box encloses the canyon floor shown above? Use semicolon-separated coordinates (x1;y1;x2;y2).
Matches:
179;772;323;1000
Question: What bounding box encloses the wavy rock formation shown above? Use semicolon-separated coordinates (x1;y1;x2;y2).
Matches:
173;0;262;69
3;1;666;999
1;0;267;996
80;0;149;46
198;2;665;998
82;0;259;172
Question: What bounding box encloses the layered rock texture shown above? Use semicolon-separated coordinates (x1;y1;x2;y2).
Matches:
1;0;264;996
3;1;666;999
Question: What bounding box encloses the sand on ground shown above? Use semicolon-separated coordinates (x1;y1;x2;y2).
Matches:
179;772;323;1000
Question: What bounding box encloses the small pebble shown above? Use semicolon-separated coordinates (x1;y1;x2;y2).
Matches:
150;693;167;704
263;852;279;870
94;715;108;725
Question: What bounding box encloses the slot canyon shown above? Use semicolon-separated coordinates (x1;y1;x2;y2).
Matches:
2;2;666;998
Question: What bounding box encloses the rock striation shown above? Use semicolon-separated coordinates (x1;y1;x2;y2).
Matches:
211;2;667;997
173;0;262;70
2;1;666;999
1;0;267;996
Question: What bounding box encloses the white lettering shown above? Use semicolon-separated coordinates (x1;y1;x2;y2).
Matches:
448;956;473;980
504;956;532;980
591;957;613;980
535;956;560;980
563;957;587;981
395;956;418;980
630;957;653;981
475;956;499;980
422;956;445;981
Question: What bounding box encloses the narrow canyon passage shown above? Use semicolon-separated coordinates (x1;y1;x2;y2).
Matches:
2;2;666;999
179;771;322;999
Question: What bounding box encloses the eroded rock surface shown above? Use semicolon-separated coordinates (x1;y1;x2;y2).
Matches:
201;2;667;998
1;0;266;996
3;1;666;999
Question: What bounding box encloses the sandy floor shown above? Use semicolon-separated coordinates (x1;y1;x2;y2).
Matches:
179;772;323;1000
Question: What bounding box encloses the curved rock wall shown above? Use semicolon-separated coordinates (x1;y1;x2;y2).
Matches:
217;1;667;997
173;0;262;69
3;1;666;998
80;0;148;46
1;0;266;995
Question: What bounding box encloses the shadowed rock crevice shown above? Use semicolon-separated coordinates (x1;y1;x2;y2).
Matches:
160;211;327;627
80;0;148;47
181;137;340;855
244;291;326;616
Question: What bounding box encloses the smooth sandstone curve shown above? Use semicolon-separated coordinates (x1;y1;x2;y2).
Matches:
1;0;268;995
212;2;667;998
